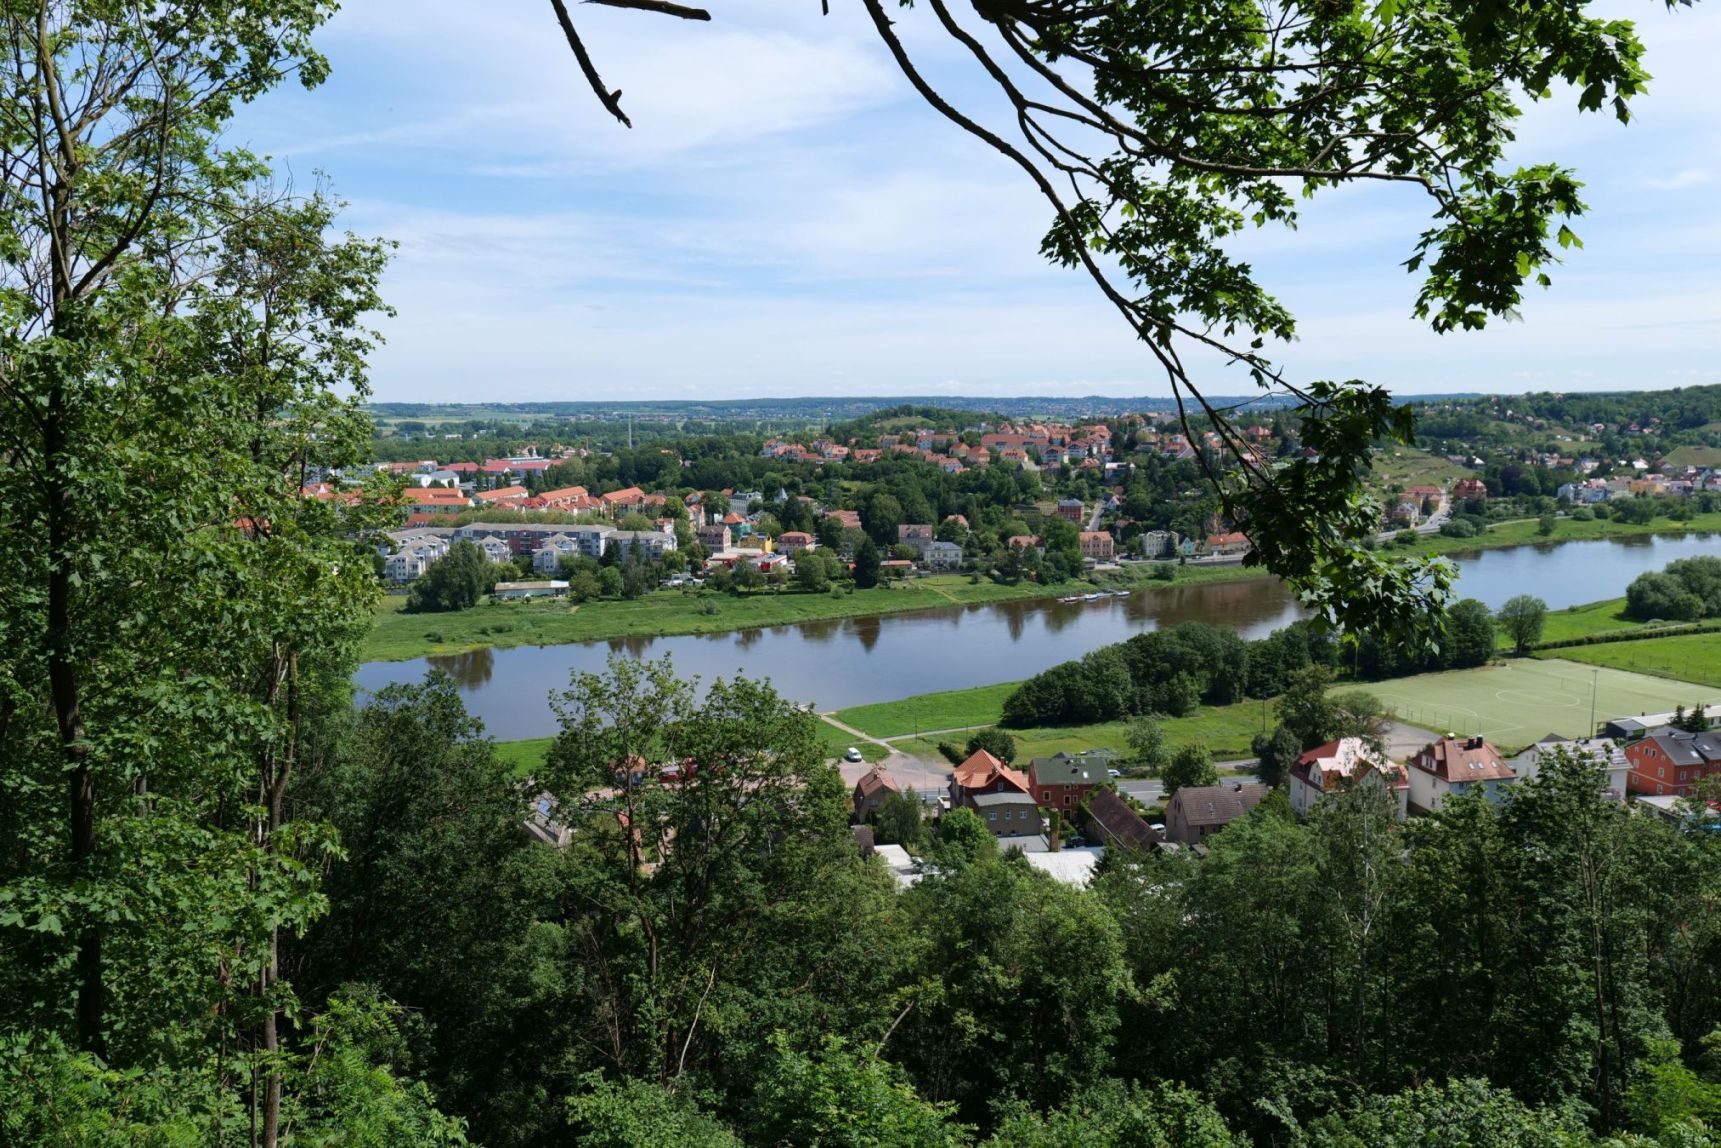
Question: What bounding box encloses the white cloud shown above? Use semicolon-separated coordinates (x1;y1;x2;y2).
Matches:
1645;168;1713;190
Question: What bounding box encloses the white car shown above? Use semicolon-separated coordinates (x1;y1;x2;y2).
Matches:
844;747;864;763
1107;768;1121;778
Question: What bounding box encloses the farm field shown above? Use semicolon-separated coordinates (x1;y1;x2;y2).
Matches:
1534;597;1645;645
1370;658;1718;749
1552;633;1721;691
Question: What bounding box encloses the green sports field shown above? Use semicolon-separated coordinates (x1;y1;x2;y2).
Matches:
1368;658;1719;750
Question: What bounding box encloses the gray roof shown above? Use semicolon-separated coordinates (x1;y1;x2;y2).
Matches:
972;791;1039;809
1170;783;1269;827
1030;753;1108;786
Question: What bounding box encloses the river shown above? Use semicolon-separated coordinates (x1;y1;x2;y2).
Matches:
355;533;1721;740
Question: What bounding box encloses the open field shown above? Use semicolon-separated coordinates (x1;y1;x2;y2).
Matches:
494;736;554;778
361;562;1263;662
1369;444;1472;494
830;682;1023;740
1535;597;1645;645
838;683;1266;764
1369;658;1718;749
1552;634;1721;691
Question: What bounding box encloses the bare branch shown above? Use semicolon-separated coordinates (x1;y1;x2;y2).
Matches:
549;0;632;127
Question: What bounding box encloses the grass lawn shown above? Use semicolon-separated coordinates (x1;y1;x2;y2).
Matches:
1414;509;1721;560
1369;658;1718;749
1534;597;1645;645
831;682;1023;739
1369;444;1471;494
494;736;553;779
867;693;1265;763
361;562;1267;663
1551;634;1721;691
814;721;889;764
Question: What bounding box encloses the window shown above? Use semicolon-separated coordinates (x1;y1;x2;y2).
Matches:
987;812;996;822
1659;768;1665;779
1064;795;1073;806
1042;791;1051;801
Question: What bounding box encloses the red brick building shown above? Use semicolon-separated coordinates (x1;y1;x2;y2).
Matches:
1624;728;1721;796
1028;752;1109;812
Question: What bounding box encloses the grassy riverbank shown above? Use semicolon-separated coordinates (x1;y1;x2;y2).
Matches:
832;684;1266;762
364;507;1721;663
360;561;1263;662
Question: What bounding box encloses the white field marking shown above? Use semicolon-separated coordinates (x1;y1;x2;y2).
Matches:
1493;689;1582;709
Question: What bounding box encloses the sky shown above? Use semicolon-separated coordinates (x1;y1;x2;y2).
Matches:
229;1;1721;403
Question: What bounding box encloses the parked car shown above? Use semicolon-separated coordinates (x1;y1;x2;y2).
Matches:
1107;768;1121;778
844;747;864;763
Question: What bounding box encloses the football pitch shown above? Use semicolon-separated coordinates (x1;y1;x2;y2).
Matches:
1367;658;1720;750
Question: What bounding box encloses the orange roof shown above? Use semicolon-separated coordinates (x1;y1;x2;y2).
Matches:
854;768;898;801
602;486;646;504
538;485;589;502
952;749;1029;795
478;485;529;502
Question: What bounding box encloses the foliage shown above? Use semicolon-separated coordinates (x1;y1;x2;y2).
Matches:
965;727;1018;765
1252;726;1305;790
406;540;502;613
750;1033;969;1147
565;1075;740;1148
1128;715;1172;775
1627;559;1721;623
1499;595;1551;654
1162;744;1221;794
873;788;929;850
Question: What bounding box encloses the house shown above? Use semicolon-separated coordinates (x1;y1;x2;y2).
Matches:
950;748;1031;808
776;530;813;554
695;523;733;552
1453;478;1489;502
408;487;471;516
1290;737;1409;820
1510;735;1629;800
1623;727;1721;796
1634;795;1721;831
609;528;677;561
897;524;935;554
1078;531;1115;561
1007;534;1043;553
1055;498;1086;522
728;490;762;517
1028;751;1108;812
1139;529;1180;559
971;791;1043;837
1085;787;1157;851
853;767;899;820
1406;736;1515;813
476;484;530;510
1205;531;1250;557
478;537;513;564
532;534;582;573
921;540;964;571
1165;783;1269;844
601;486;648;515
493;580;569;601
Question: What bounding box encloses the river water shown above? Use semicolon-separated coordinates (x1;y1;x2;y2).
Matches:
355;533;1721;740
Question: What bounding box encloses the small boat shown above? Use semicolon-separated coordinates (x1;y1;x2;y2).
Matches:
1111;589;1130;598
1083;593;1102;602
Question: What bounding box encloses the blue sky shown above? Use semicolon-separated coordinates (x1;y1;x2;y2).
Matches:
231;1;1721;403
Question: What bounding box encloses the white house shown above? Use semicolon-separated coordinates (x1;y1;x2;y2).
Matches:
1407;736;1516;814
493;580;569;601
609;526;677;561
922;540;964;570
478;537;513;564
1509;735;1630;801
1289;737;1410;820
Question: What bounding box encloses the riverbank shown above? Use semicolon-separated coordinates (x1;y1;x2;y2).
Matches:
361;560;1263;662
363;508;1721;663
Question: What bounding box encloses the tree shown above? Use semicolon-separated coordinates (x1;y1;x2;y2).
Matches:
1626;572;1704;622
1445;599;1496;668
873;788;928;850
930;808;996;867
750;1034;967;1148
1127;716;1172;776
854;537;882;589
1252;726;1304;790
1498;595;1549;654
543;0;1681;648
965;728;1018;765
1162;745;1220;795
796;556;831;593
408;540;500;613
1277;665;1342;750
597;565;624;598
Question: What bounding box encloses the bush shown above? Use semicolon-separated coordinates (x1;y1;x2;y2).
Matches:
1439;518;1478;538
1570;507;1595;521
965;727;1017;764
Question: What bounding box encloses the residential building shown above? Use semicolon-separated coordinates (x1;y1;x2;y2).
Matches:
729;490;763;517
949;748;1031;809
1139;529;1181;559
601;486;648;515
456;521;594;555
1055;498;1086;522
1624;727;1721;796
1453;478;1489;502
921;540;964;570
1290;737;1409;819
477;538;513;564
532;534;581;574
476;484;530;509
1028;751;1108;812
493;580;568;600
609;527;677;561
1085;788;1156;851
897;523;935;554
776;530;813;554
408;487;471;516
1510;735;1630;800
971;791;1043;837
853;767;899;820
1078;531;1115;561
1406;736;1515;813
1165;783;1269;844
695;523;733;552
1205;531;1250;557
